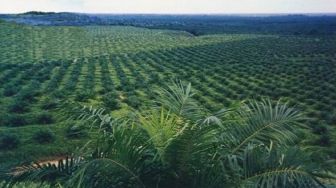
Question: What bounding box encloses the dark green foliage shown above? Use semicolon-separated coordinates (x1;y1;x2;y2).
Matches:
3;84;19;97
0;134;20;150
16;85;39;102
8;101;29;113
21;11;56;15
4;114;27;127
75;91;94;102
34;112;54;125
40;97;58;110
312;124;328;135
65;124;87;139
102;93;122;111
317;133;331;147
33;130;55;144
125;95;140;108
50;90;65;99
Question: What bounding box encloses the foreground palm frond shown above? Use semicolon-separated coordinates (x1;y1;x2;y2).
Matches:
67;158;145;188
219;99;304;154
4;81;335;187
240;143;326;188
155;80;205;121
3;157;81;187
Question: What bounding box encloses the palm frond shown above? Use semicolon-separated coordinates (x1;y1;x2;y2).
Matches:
67;158;145;188
155;80;205;120
240;143;326;188
95;123;152;169
66;121;155;188
138;107;182;159
221;99;304;154
4;157;81;187
5;81;333;187
163;122;220;185
197;101;243;126
77;106;114;131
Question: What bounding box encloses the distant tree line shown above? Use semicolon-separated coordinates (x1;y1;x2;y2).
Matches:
1;13;335;35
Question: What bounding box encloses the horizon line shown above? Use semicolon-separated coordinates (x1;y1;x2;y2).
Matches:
1;11;336;15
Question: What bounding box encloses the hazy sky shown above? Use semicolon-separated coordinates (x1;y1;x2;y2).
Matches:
0;0;335;14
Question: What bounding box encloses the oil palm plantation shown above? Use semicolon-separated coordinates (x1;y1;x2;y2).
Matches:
3;81;335;187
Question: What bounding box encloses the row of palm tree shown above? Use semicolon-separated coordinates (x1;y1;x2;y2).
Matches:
2;81;335;187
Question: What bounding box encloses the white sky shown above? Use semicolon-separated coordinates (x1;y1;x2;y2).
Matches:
0;0;335;14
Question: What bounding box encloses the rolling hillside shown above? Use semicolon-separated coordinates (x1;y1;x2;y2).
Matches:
0;19;335;169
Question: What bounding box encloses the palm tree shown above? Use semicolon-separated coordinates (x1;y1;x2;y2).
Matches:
4;81;335;187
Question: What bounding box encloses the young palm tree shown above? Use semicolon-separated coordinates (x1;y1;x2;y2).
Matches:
4;81;335;187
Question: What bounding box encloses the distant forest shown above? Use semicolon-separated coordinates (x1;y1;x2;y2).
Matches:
1;12;335;35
